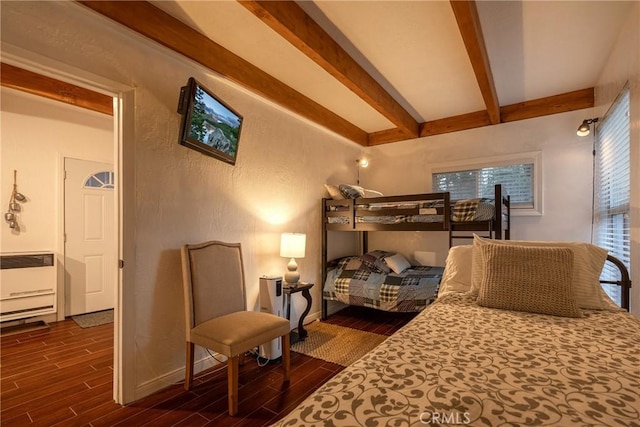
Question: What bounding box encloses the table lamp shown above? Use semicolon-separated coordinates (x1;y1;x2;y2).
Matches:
280;233;306;284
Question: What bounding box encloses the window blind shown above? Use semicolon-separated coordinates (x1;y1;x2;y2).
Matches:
593;85;630;306
433;163;534;208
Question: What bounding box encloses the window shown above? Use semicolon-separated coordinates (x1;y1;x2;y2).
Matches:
84;171;115;189
593;85;630;307
431;152;541;215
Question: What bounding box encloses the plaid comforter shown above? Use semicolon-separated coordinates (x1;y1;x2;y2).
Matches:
323;255;443;312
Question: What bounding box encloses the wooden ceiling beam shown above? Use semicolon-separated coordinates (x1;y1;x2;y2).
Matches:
450;0;500;125
238;0;419;139
421;110;491;138
501;88;594;123
78;0;368;146
1;62;113;115
370;88;594;145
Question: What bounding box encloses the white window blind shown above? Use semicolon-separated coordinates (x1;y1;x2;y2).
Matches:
593;85;630;307
433;163;534;208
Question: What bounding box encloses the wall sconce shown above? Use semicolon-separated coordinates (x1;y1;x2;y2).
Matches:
356;158;369;185
5;170;27;230
577;118;598;136
280;233;306;285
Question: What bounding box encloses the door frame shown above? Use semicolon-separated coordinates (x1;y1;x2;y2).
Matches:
3;44;136;404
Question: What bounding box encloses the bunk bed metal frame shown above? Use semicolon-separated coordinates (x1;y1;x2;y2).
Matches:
321;184;511;319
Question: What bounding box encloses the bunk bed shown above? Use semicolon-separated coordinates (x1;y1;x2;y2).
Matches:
321;184;511;319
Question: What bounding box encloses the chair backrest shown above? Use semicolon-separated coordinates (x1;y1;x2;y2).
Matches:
181;241;247;330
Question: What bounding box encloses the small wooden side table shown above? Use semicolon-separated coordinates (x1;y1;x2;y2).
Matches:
283;282;313;344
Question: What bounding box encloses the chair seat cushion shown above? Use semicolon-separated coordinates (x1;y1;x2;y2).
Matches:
190;311;290;356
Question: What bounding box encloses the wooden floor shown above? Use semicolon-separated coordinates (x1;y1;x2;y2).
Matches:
0;307;416;426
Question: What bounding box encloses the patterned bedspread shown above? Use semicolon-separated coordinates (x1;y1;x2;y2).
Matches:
274;293;640;426
323;256;442;312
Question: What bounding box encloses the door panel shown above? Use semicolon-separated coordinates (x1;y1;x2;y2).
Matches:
64;158;115;316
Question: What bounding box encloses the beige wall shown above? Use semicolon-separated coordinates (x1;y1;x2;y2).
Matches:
595;2;640;316
1;88;114;322
1;1;359;401
1;88;114;254
362;109;595;266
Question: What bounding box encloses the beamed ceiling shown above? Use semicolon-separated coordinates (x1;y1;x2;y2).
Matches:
5;1;632;146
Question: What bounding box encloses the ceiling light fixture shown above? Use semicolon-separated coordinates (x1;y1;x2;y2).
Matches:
577;118;598;137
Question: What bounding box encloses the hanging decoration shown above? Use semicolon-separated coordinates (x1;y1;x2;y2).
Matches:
5;170;26;230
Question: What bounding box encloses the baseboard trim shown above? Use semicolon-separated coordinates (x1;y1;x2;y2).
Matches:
134;353;223;401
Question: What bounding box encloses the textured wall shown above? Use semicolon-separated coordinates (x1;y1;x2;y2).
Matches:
1;1;360;399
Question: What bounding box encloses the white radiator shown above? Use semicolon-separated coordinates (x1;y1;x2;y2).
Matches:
1;252;56;321
259;276;283;361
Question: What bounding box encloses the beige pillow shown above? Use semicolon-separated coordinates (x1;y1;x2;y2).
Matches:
471;235;612;310
384;253;411;274
477;243;582;318
324;184;344;200
438;245;473;297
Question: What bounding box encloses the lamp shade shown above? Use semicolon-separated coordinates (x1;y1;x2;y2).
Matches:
280;233;306;258
576;120;591;136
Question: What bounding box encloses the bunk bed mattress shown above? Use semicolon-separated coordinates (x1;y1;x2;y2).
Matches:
327;198;495;225
273;292;640;426
323;256;443;312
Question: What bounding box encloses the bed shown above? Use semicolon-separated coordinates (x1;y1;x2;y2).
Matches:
321;185;510;319
323;184;510;240
323;251;443;313
275;238;637;427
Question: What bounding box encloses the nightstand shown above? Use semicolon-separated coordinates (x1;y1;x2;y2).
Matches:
283;282;313;344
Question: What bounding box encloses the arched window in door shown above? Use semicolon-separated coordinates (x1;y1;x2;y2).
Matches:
84;171;115;189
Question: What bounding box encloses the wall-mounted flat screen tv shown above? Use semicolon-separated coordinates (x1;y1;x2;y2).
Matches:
177;77;243;165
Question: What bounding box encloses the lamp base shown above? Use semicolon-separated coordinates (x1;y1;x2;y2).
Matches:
285;258;300;284
284;271;300;285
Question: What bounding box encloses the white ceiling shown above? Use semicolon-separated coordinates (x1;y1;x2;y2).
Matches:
150;0;632;135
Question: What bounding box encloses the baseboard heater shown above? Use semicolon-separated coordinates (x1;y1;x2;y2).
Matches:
1;252;56;322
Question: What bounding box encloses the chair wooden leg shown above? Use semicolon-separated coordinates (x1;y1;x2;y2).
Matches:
282;333;290;382
239;352;246;366
185;342;195;391
227;355;240;416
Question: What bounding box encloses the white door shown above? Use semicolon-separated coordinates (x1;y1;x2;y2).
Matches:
64;158;116;316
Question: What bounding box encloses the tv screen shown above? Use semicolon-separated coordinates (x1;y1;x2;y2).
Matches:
177;77;243;165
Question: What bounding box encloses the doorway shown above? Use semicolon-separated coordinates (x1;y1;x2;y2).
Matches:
64;158;116;316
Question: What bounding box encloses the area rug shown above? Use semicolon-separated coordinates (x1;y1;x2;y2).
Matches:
291;322;387;366
72;309;114;328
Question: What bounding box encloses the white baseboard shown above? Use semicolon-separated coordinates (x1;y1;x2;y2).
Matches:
134;312;323;402
134;353;224;401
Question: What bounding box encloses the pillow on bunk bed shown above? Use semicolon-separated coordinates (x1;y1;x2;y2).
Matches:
384;253;411;274
324;184;345;200
324;184;385;200
438;245;473;297
363;189;384;198
339;184;366;199
477;243;582;318
471;235;615;310
360;250;393;274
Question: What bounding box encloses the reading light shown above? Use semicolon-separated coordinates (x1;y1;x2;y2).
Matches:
577;118;598;137
280;233;306;285
356;158;369;185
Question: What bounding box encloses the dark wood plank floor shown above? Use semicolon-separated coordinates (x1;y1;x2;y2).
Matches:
1;307;416;426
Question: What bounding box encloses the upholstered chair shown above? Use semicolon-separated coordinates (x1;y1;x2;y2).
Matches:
181;241;290;416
